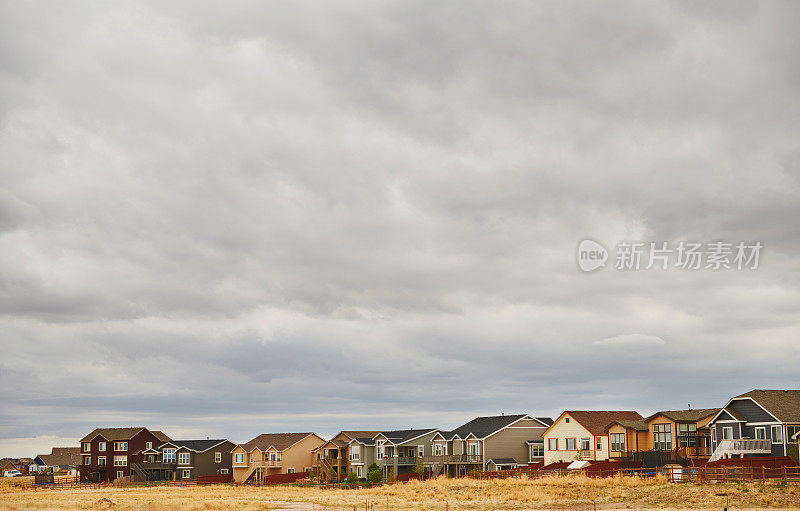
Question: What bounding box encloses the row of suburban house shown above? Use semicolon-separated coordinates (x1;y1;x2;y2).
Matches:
19;389;799;484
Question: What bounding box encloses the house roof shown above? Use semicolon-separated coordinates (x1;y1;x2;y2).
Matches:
37;447;81;467
439;414;549;441
536;417;555;426
647;408;720;423
80;427;171;443
161;440;230;452
240;433;315;452
351;437;376;446
559;411;643;435
377;429;437;444
605;419;648;432
734;390;800;423
313;431;381;451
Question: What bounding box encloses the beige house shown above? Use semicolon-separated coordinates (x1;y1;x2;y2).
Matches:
542;411;642;466
231;432;323;483
606;408;719;460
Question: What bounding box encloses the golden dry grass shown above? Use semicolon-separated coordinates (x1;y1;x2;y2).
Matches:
1;474;799;510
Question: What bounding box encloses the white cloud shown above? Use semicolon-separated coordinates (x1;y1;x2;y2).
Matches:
595;334;667;347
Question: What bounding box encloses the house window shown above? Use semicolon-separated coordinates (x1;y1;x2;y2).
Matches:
235;453;244;464
99;442;106;452
83;456;91;465
468;443;478;455
653;424;672;450
771;425;783;444
434;444;443;456
117;471;124;479
755;427;766;440
565;418;570;423
356;465;363;478
722;427;733;440
350;446;361;461
596;438;602;450
287;468;295;474
113;456;127;466
529;442;544;459
178;452;190;465
610;434;625;452
250;453;254;463
548;438;558;451
580;438;590;451
215;452;222;463
679;423;697;447
221;468;229;474
786;425;800;441
114;442;128;452
182;469;190;479
98;456;106;466
565;438;576;450
163;448;176;463
418;445;424;457
82;443;91;452
146;442;152;450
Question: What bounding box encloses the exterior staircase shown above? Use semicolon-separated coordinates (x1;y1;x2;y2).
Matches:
709;439;772;462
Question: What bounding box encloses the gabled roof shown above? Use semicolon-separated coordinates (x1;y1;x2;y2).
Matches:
80;427;172;443
646;408;720;423
487;457;518;465
350;437;376;446
375;428;437;444
240;433;317;453
313;431;381;451
160;439;231;452
37;447;81;467
550;411;643;436
438;414;549;441
734;390;800;423
605;419;648;432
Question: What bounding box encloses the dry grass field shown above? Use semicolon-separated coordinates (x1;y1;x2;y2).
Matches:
1;474;800;510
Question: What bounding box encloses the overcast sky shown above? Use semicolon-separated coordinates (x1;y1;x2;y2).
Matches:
1;1;799;458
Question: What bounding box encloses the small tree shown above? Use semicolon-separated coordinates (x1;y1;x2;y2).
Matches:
367;467;382;484
414;456;425;477
345;472;358;484
368;462;380;473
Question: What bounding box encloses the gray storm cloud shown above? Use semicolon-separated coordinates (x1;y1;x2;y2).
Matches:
0;0;799;456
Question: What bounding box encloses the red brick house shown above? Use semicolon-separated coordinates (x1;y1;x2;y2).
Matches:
79;427;171;482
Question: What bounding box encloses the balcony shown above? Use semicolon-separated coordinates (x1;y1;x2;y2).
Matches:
265;459;282;467
380;456;417;466
709;439;772;462
425;454;482;464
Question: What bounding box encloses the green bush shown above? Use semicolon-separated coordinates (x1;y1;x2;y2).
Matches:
345;472;358;484
367;468;382;484
368;462;379;473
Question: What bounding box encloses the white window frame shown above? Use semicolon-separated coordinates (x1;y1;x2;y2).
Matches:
146;442;152;450
114;442;128;452
98;442;106;452
287;468;295;474
771;425;783;444
163;448;176;463
350;445;361;461
215;452;222;463
97;456;106;466
580;438;590;451
356;465;363;478
754;427;766;440
234;453;244;464
434;443;443;456
178;452;190;465
548;438;558;451
220;468;229;474
83;455;91;465
116;470;124;479
182;469;190;479
722;427;733;440
529;442;543;460
418;445;424;457
565;438;576;450
82;443;91;452
113;456;127;466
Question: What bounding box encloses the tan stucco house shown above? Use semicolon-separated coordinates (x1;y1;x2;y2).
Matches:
231;432;323;483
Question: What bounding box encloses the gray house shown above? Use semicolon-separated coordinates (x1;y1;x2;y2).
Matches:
347;428;438;481
707;390;800;461
136;439;235;481
427;414;553;476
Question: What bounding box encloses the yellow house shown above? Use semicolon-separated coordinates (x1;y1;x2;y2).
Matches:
231;432;324;483
605;408;719;460
542;411;642;466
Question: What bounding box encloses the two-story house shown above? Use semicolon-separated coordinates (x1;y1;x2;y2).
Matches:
707;389;800;461
136;439;236;481
427;414;553;476
374;428;439;480
605;408;719;464
231;432;324;483
32;447;82;475
543;411;642;466
311;430;379;482
79;427;171;482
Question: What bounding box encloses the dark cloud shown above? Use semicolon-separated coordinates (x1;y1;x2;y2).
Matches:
0;0;798;457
